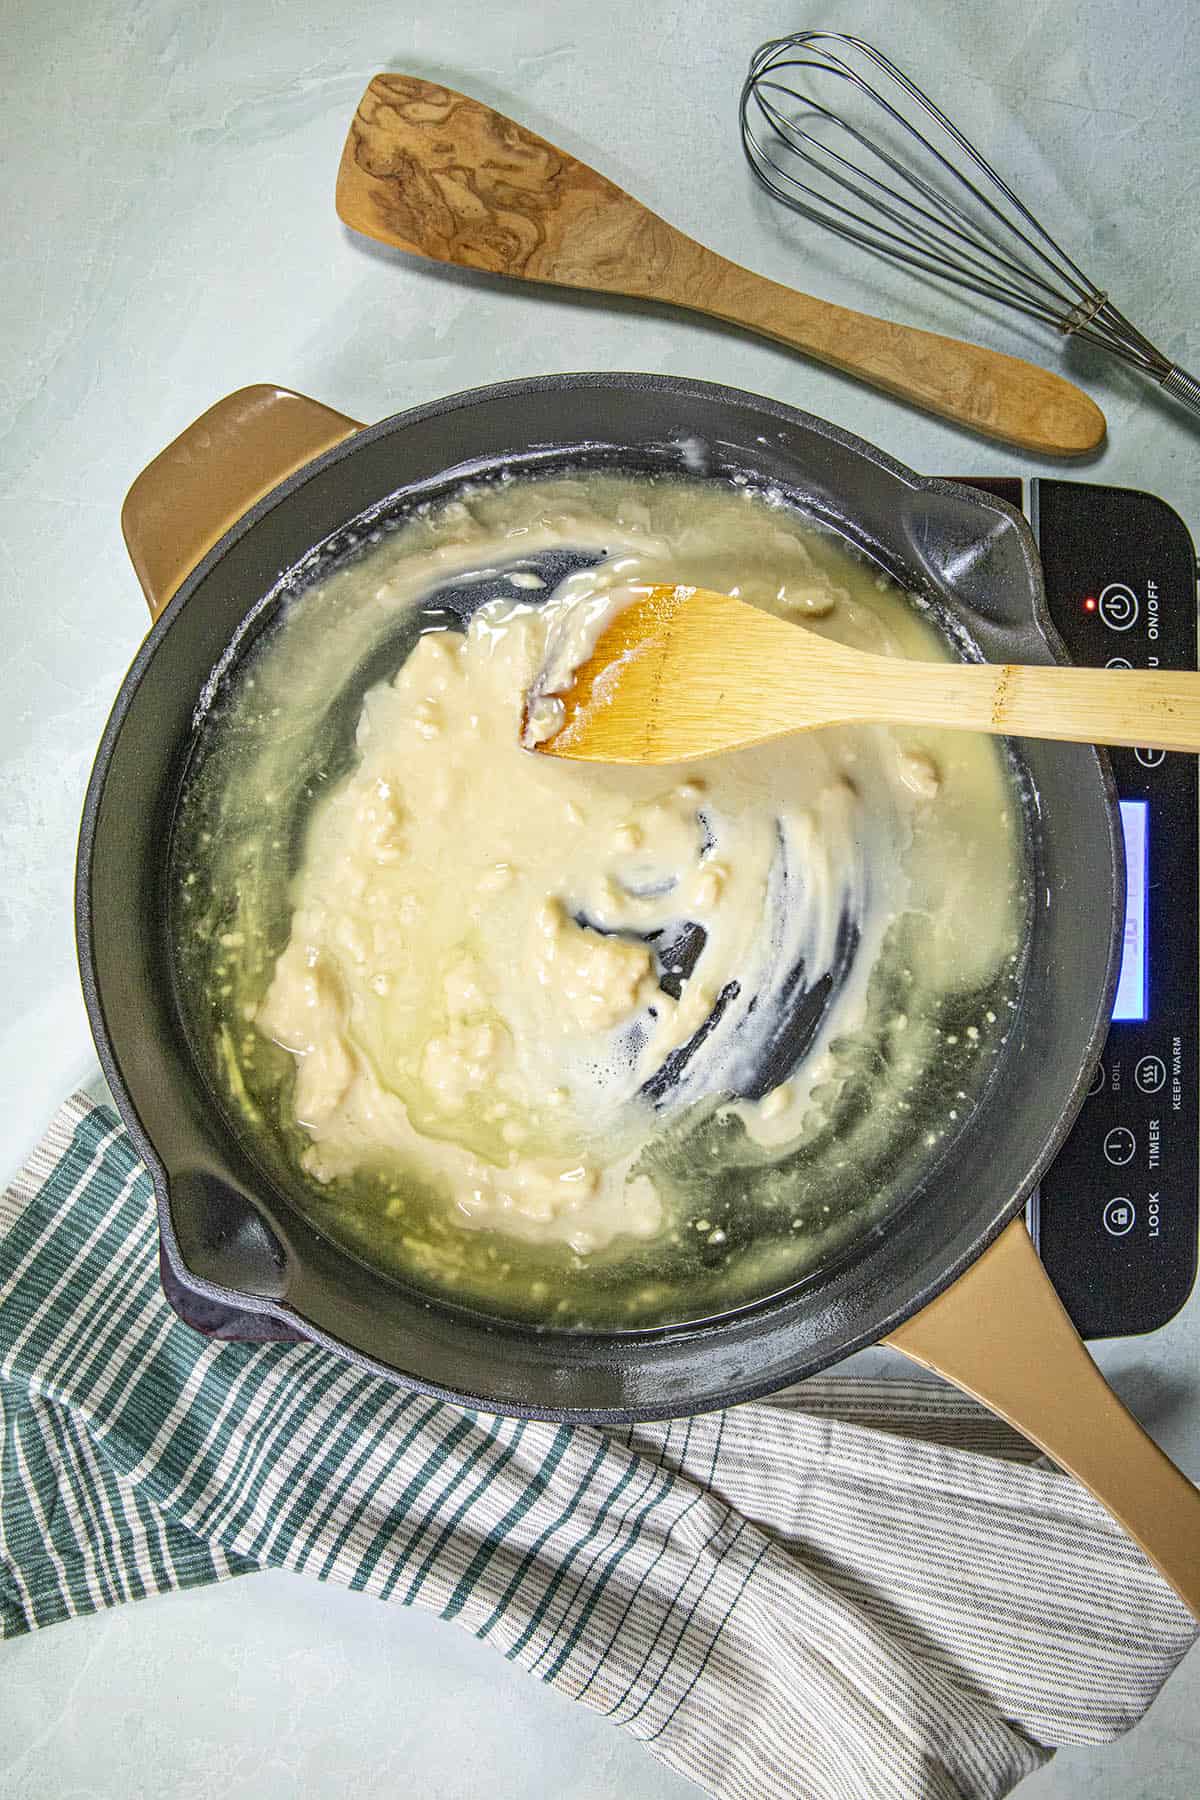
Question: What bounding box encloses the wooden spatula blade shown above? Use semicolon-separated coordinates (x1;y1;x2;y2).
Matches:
335;73;676;291
532;585;839;764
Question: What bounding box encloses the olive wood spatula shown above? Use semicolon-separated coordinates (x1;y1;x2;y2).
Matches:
336;75;1106;457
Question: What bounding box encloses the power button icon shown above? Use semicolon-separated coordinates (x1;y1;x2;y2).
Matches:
1098;583;1139;631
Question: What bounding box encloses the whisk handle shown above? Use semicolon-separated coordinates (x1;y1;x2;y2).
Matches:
1162;365;1200;420
682;256;1107;456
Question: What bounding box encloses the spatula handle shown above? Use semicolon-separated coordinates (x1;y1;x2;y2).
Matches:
683;257;1107;457
857;658;1200;751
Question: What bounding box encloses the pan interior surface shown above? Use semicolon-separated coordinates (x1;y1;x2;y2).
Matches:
166;456;1029;1331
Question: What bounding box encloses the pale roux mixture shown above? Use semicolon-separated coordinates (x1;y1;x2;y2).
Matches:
248;473;1023;1266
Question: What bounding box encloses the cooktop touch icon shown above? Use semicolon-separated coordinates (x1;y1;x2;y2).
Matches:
1103;1197;1136;1237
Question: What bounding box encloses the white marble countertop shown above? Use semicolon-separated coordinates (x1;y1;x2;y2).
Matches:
2;1;1197;1794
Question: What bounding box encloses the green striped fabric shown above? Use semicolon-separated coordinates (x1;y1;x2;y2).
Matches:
2;1096;1195;1800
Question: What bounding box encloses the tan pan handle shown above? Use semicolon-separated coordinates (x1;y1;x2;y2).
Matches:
121;385;363;618
888;1219;1200;1617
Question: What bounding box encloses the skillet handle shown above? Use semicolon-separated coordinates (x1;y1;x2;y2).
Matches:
121;385;363;618
886;1218;1200;1618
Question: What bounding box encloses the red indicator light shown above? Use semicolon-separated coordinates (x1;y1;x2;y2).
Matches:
1084;596;1097;611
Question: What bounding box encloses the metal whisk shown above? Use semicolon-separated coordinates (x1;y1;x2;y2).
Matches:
740;32;1200;420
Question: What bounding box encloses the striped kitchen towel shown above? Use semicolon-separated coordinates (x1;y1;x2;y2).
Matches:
2;1095;1195;1800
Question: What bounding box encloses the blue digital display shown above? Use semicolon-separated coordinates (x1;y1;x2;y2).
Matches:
1113;800;1149;1022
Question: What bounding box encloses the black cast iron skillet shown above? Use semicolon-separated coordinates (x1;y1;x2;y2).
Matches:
77;375;1200;1611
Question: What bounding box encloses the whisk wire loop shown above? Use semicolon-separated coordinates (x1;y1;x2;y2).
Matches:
741;32;1198;409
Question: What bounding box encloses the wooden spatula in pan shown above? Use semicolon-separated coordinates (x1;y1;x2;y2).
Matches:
531;584;1200;765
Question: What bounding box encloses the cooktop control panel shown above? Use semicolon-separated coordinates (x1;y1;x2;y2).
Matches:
1027;480;1199;1337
